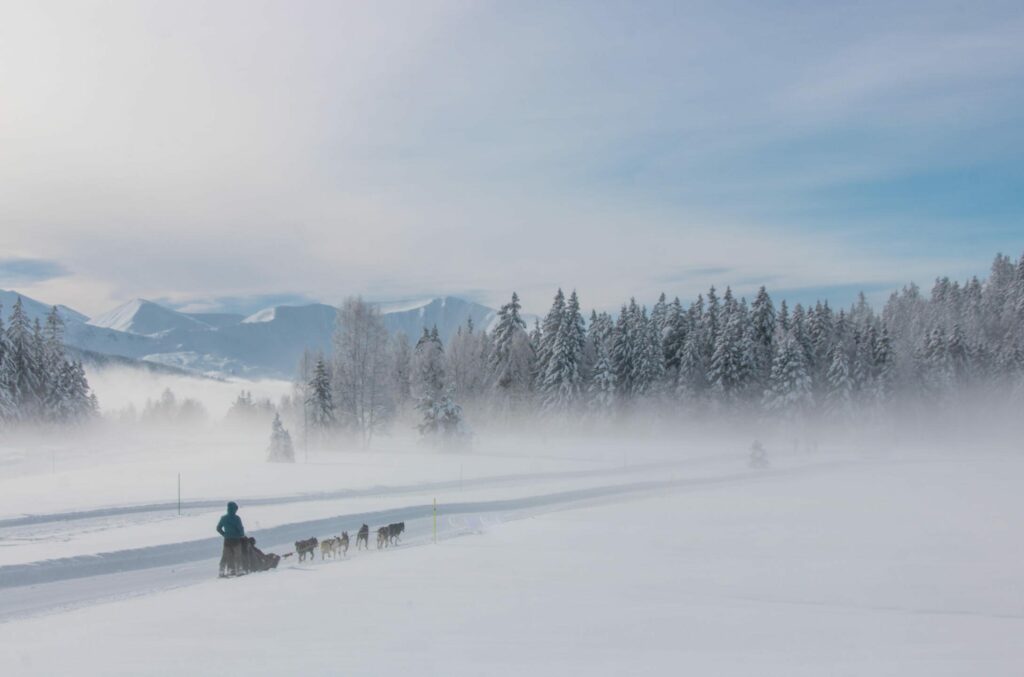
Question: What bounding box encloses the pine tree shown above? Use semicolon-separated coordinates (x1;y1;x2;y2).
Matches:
487;293;534;412
662;297;687;377
307;356;336;433
4;298;43;420
824;343;853;420
0;307;15;422
267;413;295;463
675;298;707;401
40;307;70;421
708;289;745;403
541;290;586;413
412;326;446;402
611;301;639;401
534;289;565;388
750;287;776;387
764;330;814;419
417;388;469;447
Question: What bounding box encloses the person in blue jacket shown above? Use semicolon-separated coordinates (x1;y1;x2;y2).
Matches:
216;501;246;577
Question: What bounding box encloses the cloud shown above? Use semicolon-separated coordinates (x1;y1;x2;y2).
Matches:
0;1;1021;315
0;258;69;285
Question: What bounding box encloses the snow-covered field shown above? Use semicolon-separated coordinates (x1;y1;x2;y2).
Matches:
2;422;1022;675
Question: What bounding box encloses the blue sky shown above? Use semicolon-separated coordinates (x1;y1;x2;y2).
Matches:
0;0;1022;316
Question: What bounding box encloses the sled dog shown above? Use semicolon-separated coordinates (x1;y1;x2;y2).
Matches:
388;522;405;545
295;537;319;562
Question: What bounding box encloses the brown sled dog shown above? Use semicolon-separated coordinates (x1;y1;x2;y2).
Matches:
376;526;389;549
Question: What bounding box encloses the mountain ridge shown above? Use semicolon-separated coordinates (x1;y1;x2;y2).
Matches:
0;289;503;378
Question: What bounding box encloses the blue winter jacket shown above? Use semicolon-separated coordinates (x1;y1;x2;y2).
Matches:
216;501;245;539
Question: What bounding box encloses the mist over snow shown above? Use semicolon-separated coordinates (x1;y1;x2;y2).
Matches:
3;1;1024;674
83;366;292;421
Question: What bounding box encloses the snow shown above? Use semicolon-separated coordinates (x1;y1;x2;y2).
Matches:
2;450;1022;676
87;299;211;336
241;307;277;323
376;298;436;314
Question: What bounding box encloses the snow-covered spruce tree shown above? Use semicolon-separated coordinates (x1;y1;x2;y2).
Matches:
529;318;542;353
64;361;98;423
412;326;451;435
306;356;336;436
267;413;295;463
541;290;586;415
0;308;14;423
708;288;747;405
920;326;953;401
662;297;687;378
4;298;42;421
824;343;853;421
413;327;445;399
588;335;616;414
763;330;814;421
585;311;615;414
534;289;565;390
650;293;669;341
417;386;470;448
675;298;707;403
640;303;666;396
611;302;637;403
750;287;776;389
808;302;835;399
487;293;535;416
41;307;67;421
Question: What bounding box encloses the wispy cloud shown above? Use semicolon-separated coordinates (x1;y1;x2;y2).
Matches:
0;258;69;285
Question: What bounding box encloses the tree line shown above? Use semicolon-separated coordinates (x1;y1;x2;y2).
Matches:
0;298;98;426
296;252;1024;443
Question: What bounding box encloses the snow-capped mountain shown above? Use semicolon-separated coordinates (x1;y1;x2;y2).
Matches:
88;299;213;336
379;296;497;340
0;289;503;378
0;289;87;325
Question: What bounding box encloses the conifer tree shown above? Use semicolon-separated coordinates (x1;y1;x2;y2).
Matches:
267;413;295;463
307;356;336;433
764;330;814;419
541;291;586;413
488;293;535;411
824;343;853;420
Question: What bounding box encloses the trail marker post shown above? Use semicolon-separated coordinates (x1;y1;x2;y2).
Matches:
433;498;437;544
177;473;181;516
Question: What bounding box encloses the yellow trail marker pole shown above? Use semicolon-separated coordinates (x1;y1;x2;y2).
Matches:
433;498;437;544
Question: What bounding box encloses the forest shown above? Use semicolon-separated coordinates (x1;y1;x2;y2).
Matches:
296;252;1024;444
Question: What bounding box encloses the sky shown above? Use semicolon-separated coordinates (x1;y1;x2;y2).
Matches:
1;0;1023;317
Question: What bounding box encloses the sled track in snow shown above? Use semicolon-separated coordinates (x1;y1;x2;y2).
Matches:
0;459;693;529
0;461;845;593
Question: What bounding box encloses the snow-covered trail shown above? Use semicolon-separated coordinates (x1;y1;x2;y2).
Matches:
0;457;692;529
0;455;748;567
0;461;845;622
5;454;1022;676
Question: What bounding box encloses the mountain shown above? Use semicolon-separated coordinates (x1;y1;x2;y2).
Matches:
0;290;505;378
88;299;212;336
379;296;497;340
0;289;87;325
